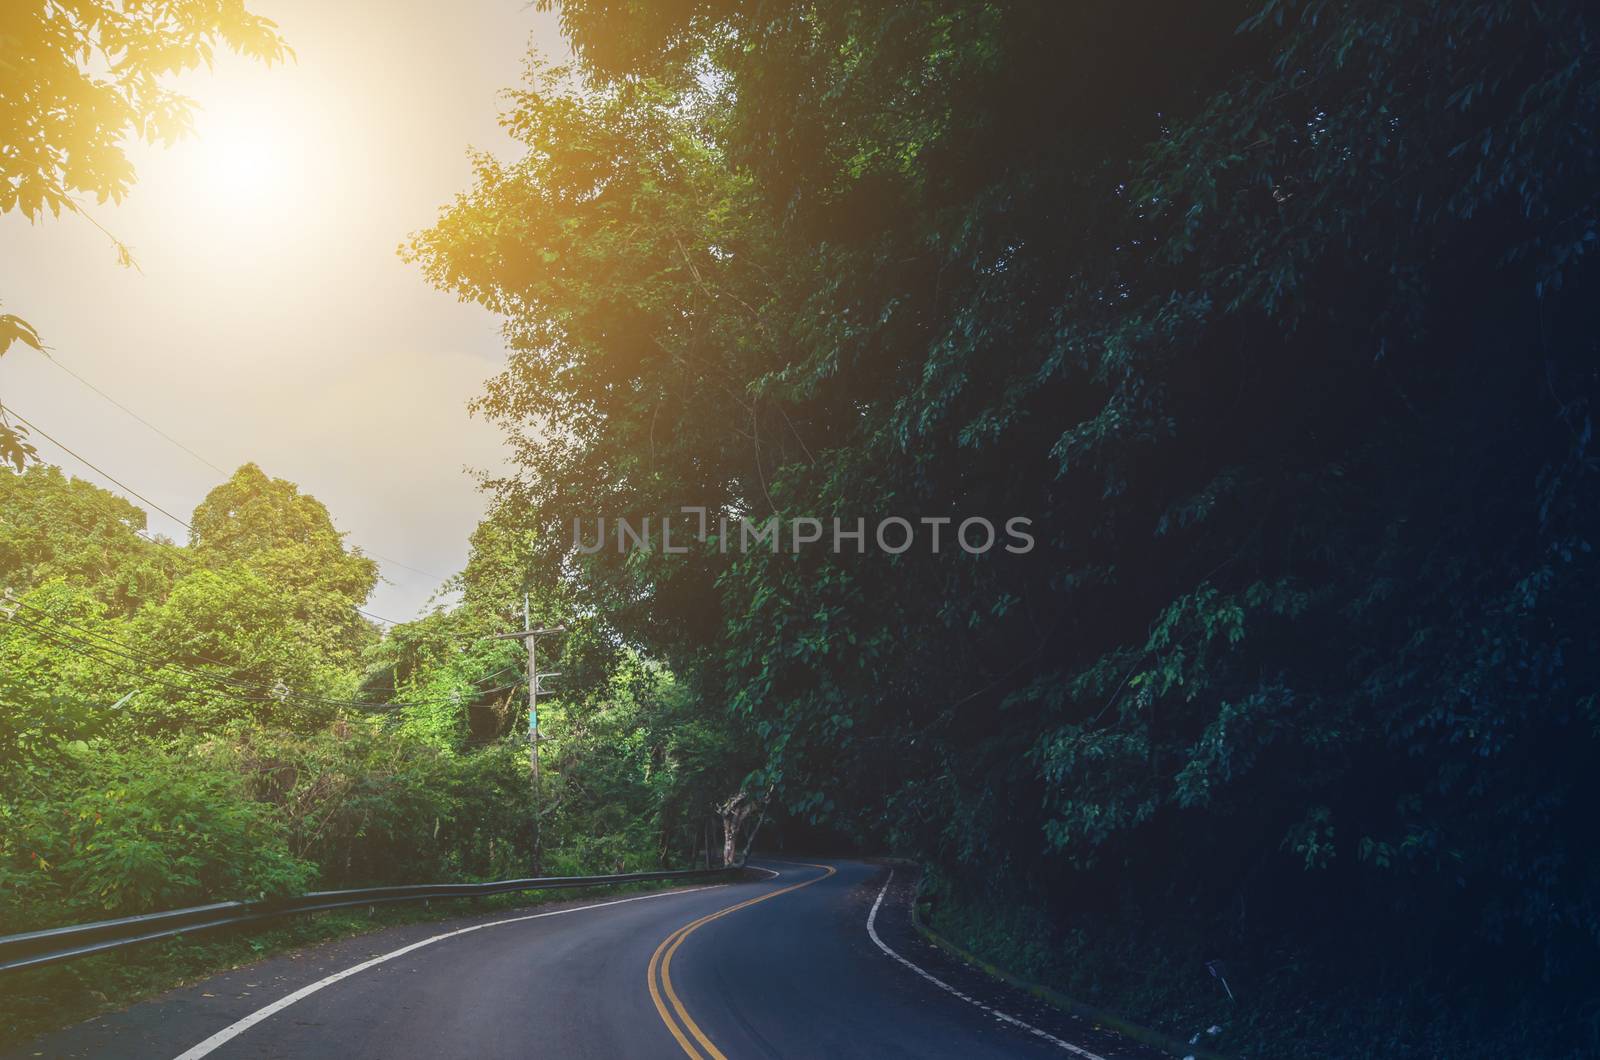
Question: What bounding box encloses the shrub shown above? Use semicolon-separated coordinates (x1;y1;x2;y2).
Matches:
0;741;312;932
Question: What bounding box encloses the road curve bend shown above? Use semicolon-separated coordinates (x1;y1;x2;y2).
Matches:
4;859;1168;1059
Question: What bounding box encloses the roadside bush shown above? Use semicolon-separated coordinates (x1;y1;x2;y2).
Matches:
223;721;536;886
0;741;312;932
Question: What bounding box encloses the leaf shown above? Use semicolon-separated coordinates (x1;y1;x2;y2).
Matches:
0;313;44;355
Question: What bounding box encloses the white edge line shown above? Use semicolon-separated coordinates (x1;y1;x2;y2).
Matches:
866;869;1108;1060
172;883;723;1060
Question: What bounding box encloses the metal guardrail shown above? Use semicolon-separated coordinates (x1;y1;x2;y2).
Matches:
0;865;740;974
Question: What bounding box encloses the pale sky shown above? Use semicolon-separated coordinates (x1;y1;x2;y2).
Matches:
1;0;566;622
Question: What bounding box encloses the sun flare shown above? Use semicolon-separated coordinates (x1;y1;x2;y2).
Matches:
179;100;309;220
199;129;284;202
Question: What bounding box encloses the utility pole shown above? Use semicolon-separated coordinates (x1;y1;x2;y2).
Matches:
494;596;565;874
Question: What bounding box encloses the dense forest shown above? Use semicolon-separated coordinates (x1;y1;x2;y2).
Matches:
6;0;1600;1055
403;0;1600;1055
0;462;749;924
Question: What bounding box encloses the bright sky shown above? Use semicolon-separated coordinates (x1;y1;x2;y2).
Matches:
0;0;566;622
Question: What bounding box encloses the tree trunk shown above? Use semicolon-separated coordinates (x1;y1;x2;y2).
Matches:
718;792;754;867
717;788;770;867
739;795;771;863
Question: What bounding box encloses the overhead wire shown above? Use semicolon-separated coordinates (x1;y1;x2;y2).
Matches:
8;616;278;708
6;611;519;715
4;598;514;713
5;608;328;707
19;346;447;582
472;664;520;686
30;348;228;474
9;409;193;527
9;407;412;627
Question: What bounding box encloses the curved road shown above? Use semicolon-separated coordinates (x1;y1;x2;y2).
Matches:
8;860;1167;1059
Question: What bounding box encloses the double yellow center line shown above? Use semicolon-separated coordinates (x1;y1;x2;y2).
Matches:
647;861;837;1059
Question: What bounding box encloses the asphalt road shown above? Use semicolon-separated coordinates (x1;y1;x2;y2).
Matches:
6;860;1170;1059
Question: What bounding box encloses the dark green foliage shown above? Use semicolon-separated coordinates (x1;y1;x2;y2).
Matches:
413;0;1600;1052
218;724;519;888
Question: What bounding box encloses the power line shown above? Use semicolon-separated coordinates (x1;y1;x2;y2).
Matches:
7;600;412;709
9;607;193;674
9;597;518;710
11;409;192;527
354;551;443;581
7;611;343;709
10;408;411;627
8;616;276;708
6;599;299;698
22;346;446;582
31;348;228;474
3;604;517;713
11;592;375;690
473;664;520;686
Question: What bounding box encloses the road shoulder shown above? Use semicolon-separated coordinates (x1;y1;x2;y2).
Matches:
862;865;1180;1060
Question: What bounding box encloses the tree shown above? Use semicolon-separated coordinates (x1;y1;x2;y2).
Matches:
0;465;382;736
415;0;1600;1051
188;464;380;666
0;462;176;614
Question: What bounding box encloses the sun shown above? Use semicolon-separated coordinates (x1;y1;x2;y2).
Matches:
179;99;308;220
199;127;285;204
125;52;353;282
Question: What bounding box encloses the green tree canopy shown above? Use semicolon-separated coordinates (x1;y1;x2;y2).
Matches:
0;462;176;614
412;1;1600;1051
